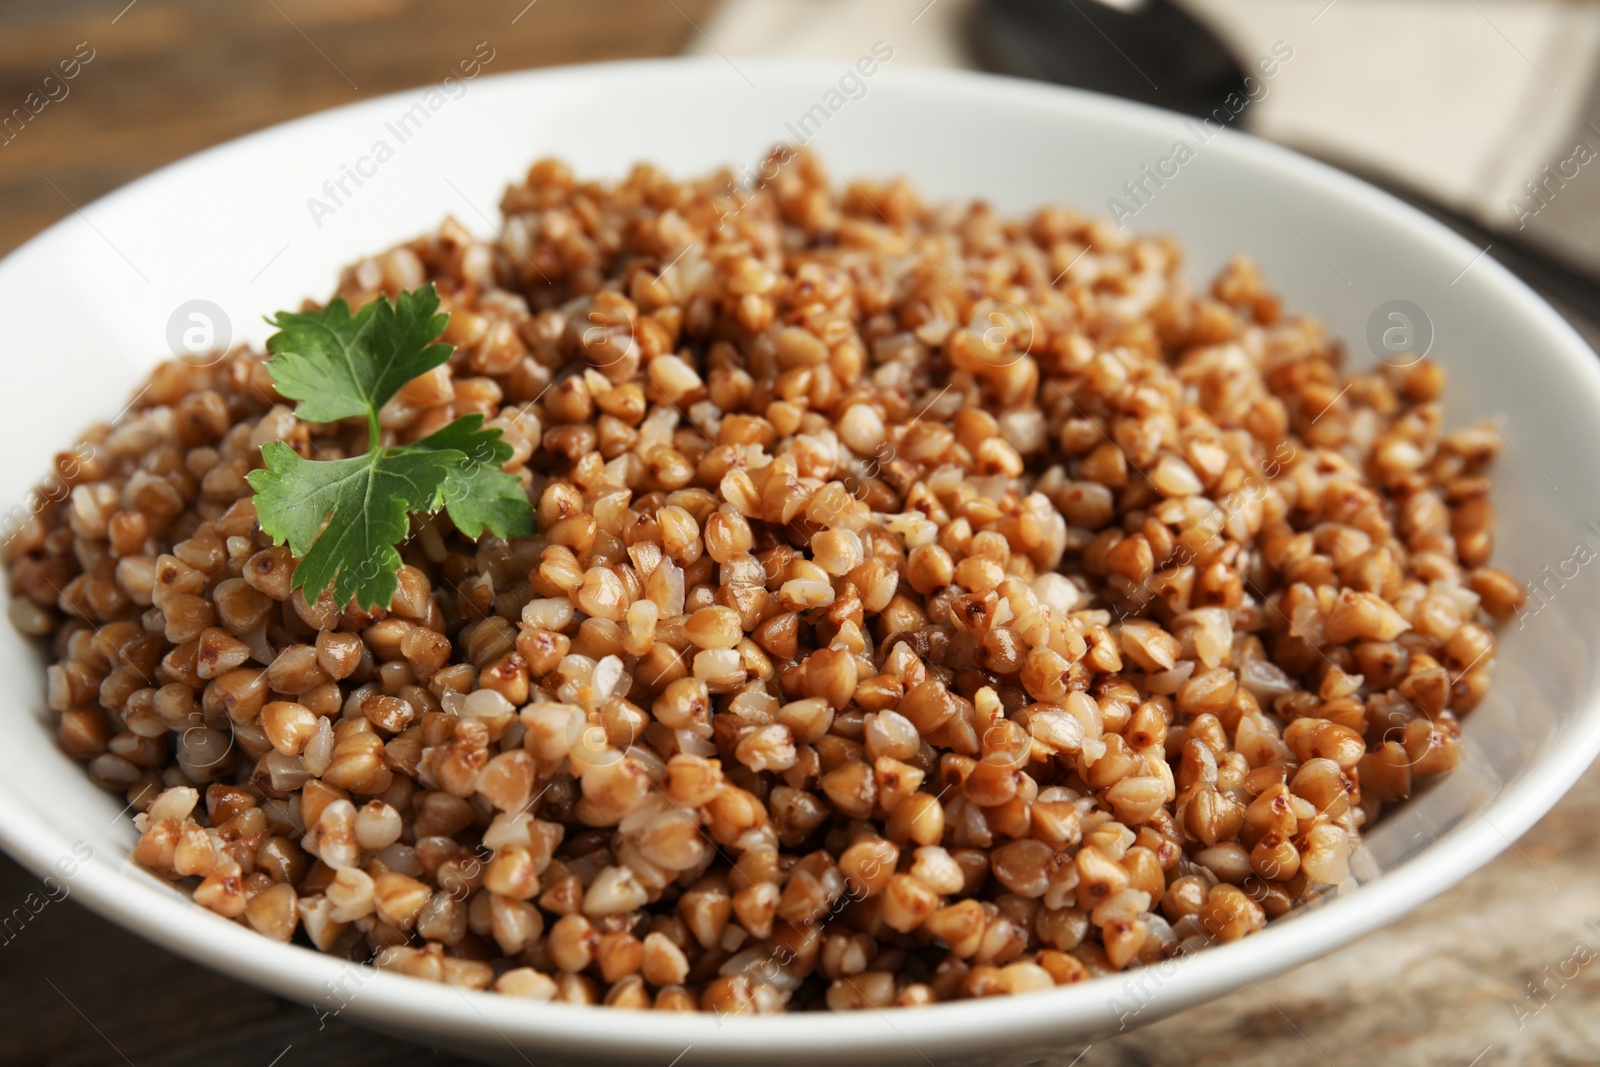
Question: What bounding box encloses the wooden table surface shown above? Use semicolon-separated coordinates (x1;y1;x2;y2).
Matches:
3;2;1598;1064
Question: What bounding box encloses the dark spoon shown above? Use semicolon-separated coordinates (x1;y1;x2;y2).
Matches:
968;0;1248;120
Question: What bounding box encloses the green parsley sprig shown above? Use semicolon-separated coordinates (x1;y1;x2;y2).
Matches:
245;285;533;611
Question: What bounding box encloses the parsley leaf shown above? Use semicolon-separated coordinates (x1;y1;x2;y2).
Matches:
264;286;453;442
417;415;535;541
245;286;534;611
249;440;462;610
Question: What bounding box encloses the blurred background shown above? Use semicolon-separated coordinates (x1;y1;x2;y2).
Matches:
2;1;1599;1064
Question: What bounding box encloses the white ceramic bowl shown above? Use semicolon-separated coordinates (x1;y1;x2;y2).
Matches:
3;58;1599;1067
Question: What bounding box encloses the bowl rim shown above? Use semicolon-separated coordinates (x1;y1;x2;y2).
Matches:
3;54;1599;1061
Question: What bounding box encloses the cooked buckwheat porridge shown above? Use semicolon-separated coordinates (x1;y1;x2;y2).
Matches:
2;148;1525;1012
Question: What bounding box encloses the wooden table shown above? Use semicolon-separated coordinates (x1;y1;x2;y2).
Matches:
2;2;1597;1064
